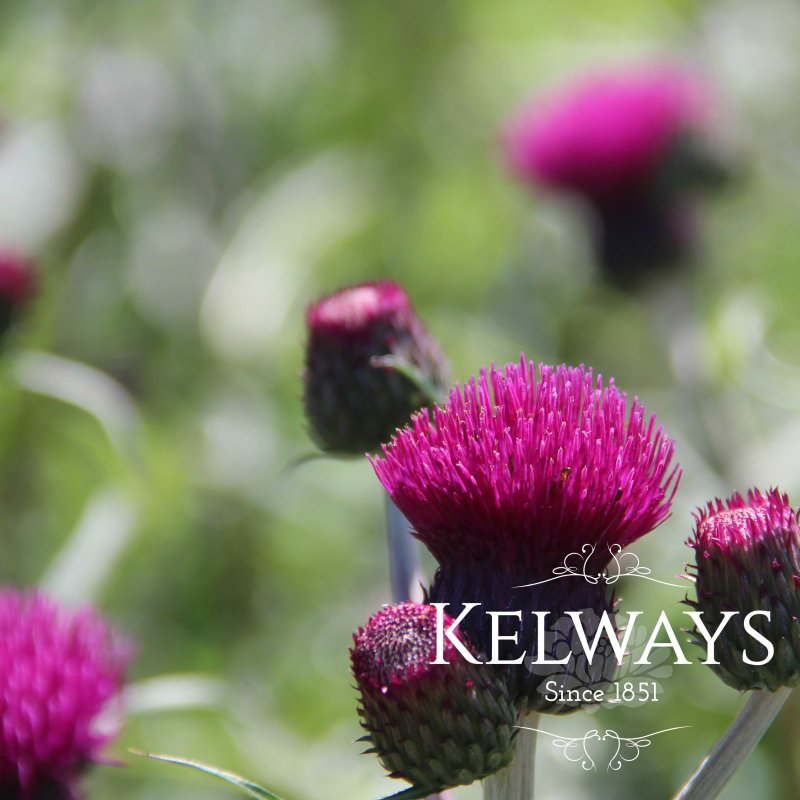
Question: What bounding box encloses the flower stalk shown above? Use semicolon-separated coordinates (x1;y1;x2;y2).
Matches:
385;492;422;603
675;687;792;800
483;713;539;800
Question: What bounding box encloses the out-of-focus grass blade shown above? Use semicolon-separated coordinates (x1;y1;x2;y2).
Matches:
13;350;142;461
40;488;137;605
132;750;285;799
124;673;228;716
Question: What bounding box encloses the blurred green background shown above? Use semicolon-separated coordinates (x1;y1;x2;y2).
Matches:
1;0;800;798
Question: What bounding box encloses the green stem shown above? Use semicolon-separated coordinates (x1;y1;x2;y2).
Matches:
675;687;792;800
483;712;538;800
383;496;449;800
384;492;422;603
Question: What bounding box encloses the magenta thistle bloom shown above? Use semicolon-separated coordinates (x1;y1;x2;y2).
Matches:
505;65;708;199
691;488;797;555
503;65;726;284
371;357;679;710
0;590;131;799
351;603;516;795
0;249;36;337
372;357;678;573
687;488;800;691
303;280;447;455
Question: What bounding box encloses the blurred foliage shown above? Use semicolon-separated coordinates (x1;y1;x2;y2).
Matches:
1;0;800;798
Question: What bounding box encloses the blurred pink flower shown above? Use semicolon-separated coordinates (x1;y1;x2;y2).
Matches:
0;590;131;799
504;65;708;200
0;249;36;336
503;65;726;284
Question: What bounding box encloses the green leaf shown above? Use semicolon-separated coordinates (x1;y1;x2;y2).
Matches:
131;749;286;800
370;355;445;405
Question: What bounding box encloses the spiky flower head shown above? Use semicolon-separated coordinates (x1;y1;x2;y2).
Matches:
372;357;678;573
351;602;516;796
0;590;132;799
303;280;447;455
371;357;679;711
687;488;800;691
503;65;726;284
0;249;36;337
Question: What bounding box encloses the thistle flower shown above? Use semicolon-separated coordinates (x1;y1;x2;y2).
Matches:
687;488;800;691
503;65;727;285
0;590;131;799
371;358;678;581
0;249;36;337
351;602;516;796
371;357;679;711
303;281;447;455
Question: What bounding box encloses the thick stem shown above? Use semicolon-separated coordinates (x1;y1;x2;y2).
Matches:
675;687;792;800
384;493;423;603
483;712;538;800
384;494;448;800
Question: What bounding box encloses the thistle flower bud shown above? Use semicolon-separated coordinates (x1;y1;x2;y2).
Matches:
351;603;516;795
0;249;36;337
0;590;131;799
503;65;727;286
303;281;447;455
687;488;800;691
371;358;679;712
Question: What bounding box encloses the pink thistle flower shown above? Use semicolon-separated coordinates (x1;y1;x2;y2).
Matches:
0;249;36;336
371;356;679;575
690;487;797;556
503;65;725;284
306;281;411;337
687;488;800;690
0;590;132;799
370;357;679;711
351;603;516;794
351;602;470;695
304;280;447;455
504;65;708;200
